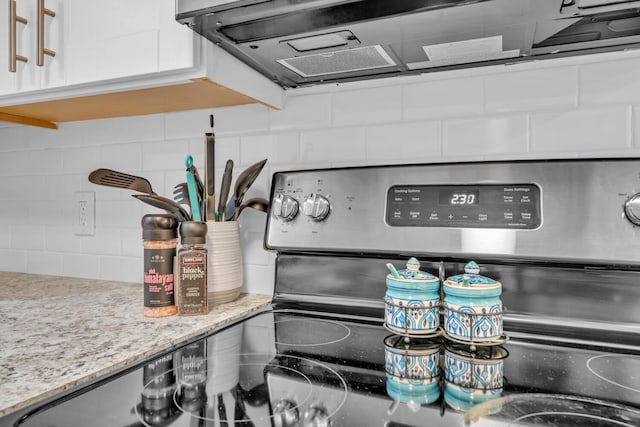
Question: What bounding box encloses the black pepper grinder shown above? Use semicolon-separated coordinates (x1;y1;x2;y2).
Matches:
177;221;208;315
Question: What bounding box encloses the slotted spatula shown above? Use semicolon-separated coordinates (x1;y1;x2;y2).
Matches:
88;169;156;194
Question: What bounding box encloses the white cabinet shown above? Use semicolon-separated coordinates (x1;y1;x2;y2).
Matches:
0;0;63;96
63;0;196;85
0;0;282;128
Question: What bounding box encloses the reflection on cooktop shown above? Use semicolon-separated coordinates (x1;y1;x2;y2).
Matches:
10;310;640;427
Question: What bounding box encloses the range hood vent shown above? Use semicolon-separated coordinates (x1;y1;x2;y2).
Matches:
176;0;640;88
278;45;397;78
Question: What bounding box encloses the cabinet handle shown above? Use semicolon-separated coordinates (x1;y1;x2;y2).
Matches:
36;0;56;66
9;0;28;72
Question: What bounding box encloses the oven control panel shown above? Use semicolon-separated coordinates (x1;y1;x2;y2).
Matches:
265;159;640;265
386;184;541;229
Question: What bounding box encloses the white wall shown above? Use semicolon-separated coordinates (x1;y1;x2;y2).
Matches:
1;51;640;295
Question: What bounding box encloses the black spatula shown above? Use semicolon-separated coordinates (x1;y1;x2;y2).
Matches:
88;169;156;194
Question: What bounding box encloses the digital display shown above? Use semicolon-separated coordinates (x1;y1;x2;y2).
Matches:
439;190;479;205
386;183;541;229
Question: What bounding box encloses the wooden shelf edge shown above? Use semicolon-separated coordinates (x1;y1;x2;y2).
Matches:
0;112;58;129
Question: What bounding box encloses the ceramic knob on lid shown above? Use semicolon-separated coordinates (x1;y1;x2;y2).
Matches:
384;257;440;336
443;261;503;343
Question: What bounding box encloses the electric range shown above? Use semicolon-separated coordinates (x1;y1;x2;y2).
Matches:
3;158;640;426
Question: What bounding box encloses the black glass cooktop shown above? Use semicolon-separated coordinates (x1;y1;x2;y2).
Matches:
7;310;640;427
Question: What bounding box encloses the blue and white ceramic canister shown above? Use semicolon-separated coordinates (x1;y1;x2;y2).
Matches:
443;261;503;342
384;335;441;405
385;258;440;336
443;344;507;411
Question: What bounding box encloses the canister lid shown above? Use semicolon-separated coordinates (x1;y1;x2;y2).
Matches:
141;214;178;240
180;221;207;244
388;257;437;281
445;261;501;289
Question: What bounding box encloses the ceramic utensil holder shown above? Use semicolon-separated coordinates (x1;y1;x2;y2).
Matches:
206;221;242;305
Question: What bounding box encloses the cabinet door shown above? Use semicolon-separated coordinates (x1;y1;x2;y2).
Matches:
64;0;196;86
0;0;63;96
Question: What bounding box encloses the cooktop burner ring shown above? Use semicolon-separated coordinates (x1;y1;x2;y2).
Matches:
586;354;640;394
464;393;640;426
275;318;351;347
133;353;349;426
510;411;639;427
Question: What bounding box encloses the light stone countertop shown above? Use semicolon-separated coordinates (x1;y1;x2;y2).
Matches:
0;272;272;418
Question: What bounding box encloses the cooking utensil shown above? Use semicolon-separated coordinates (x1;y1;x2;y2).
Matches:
232;159;268;220
218;159;234;221
88;169;156;194
132;194;190;222
205;114;215;221
236;197;269;218
186;155;202;222
172;182;190;206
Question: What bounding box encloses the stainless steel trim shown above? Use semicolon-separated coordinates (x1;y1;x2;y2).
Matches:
266;159;640;265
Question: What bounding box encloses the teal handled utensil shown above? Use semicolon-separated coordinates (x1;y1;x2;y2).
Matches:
185;155;201;222
386;263;401;279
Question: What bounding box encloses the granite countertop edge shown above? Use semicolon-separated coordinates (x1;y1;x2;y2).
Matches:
0;272;273;418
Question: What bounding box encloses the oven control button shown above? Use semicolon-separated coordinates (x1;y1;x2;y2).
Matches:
303;405;330;427
273;194;299;222
303;194;330;221
273;399;299;427
624;193;640;226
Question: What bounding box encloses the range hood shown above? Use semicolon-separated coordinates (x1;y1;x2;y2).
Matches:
176;0;640;88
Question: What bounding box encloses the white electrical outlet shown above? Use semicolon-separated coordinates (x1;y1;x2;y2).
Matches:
74;191;96;236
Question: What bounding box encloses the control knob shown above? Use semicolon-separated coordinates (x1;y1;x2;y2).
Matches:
272;194;299;222
273;399;299;427
624;192;640;226
304;405;330;427
303;193;330;221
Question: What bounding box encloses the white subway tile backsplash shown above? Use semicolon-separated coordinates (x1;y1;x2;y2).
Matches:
142;139;191;171
0;249;27;272
2;53;640;286
100;143;142;171
60;114;165;147
366;122;441;161
100;256;142;283
121;228;143;258
240;133;300;165
444;115;528;156
62;254;101;279
581;58;640;106
164;108;213;139
45;226;83;253
531;106;631;153
97;200;143;228
243;264;275;295
301;127;366;162
241;231;271;266
215;104;270;135
215;137;242;167
333;86;402;126
63;146;104;175
27;251;63;275
403;77;484;120
11;225;46;250
485;67;578;112
81;228;123;256
0;224;10;249
270;94;331;131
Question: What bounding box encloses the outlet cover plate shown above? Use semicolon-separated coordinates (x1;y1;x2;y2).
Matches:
74;191;95;236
